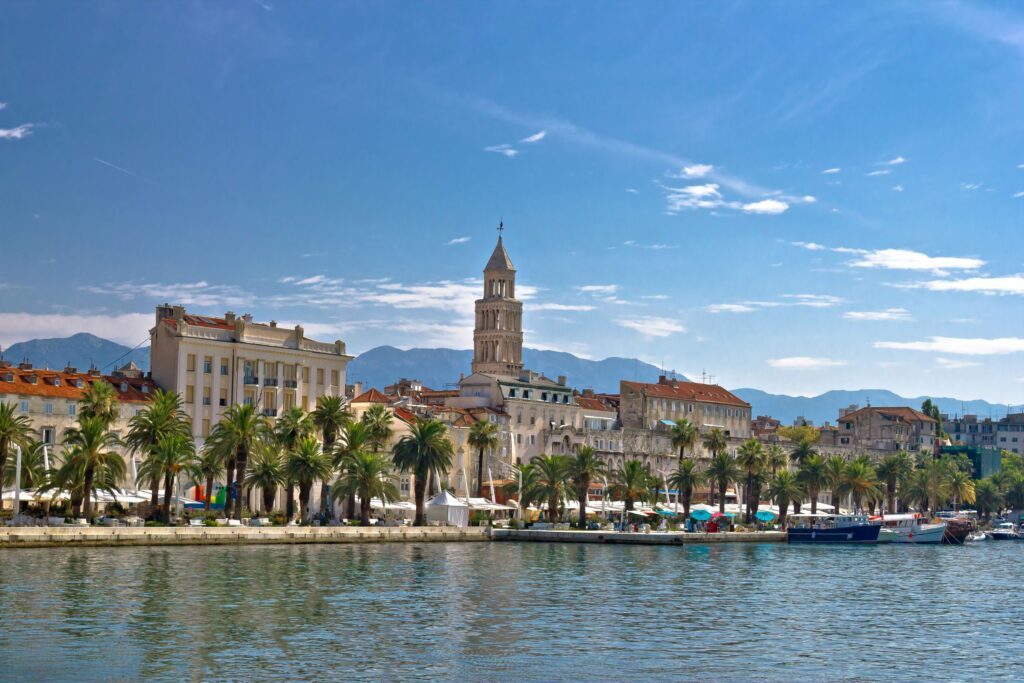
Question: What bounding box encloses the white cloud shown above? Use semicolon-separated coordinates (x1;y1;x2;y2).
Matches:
0;124;34;140
532;303;596;312
615;316;685;338
874;336;1024;356
342;318;475;350
707;303;757;314
576;284;619;295
641;294;669;300
781;294;844;307
0;102;6;111
624;241;677;250
843;308;912;321
961;182;982;190
892;184;904;192
767;356;847;370
679;164;714;179
866;169;892;176
901;274;1024;295
81;281;254;307
792;241;827;251
0;312;152;348
741;199;789;214
520;130;546;143
821;167;841;174
1014;191;1024;198
881;156;906;166
935;357;981;369
848;248;984;272
625;188;639;194
484;144;518;158
445;236;471;245
707;294;842;314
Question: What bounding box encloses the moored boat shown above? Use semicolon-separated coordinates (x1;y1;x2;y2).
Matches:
787;513;881;544
987;522;1021;541
877;513;946;545
941;517;974;545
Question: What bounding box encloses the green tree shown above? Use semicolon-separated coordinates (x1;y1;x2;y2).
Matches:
311;395;351;517
609;459;653;513
2;440;47;489
125;389;191;511
391;418;454;526
921;398;945;438
333;450;399;526
670;419;698;464
702;428;728;460
823;455;847;514
765;444;787;475
61;415;125;520
0;402;35;489
797;454;829;515
206;404;271;520
973;478;1003;522
840;459;880;513
79;380;120;426
875;451;913;514
468;419;500;497
527;454;571;521
767;471;804;527
736;439;764;523
667;458;704;519
566;446;607;529
359;404;394;519
777;425;820;444
136;433;198;522
245;447;285;514
284;436;333;522
948;468;975;512
275;406;315;520
196;447;224;512
705;452;741;514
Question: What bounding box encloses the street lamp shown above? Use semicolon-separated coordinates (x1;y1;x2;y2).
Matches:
12;443;22;519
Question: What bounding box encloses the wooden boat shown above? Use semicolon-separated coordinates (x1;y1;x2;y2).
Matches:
877;514;946;544
787;513;881;544
941;517;974;545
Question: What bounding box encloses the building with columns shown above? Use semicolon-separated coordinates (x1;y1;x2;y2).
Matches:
149;305;352;442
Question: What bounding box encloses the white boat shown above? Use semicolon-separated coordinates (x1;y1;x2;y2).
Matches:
879;513;947;544
988;522;1021;541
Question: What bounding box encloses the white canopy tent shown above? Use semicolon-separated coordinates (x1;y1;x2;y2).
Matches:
426;490;469;527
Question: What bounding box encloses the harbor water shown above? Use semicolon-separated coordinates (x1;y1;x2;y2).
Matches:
0;541;1018;681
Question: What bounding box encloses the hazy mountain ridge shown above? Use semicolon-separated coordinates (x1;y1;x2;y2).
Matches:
4;335;1012;424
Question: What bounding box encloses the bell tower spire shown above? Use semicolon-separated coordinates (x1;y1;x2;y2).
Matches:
472;223;523;376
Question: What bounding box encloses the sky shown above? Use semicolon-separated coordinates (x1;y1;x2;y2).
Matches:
1;1;1023;402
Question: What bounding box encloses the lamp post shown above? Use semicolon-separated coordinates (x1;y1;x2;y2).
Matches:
12;443;22;518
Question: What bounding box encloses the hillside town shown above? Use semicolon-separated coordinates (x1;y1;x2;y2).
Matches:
0;233;1019;525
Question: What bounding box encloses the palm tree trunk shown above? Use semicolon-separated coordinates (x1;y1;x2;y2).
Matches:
299;482;311;522
718;483;726;514
779;501;789;528
361;496;371;526
578;480;588;529
477;447;485;497
149;472;160;510
163;471;173;523
683;489;692;519
810;489;818;515
413;474;427;526
262;487;275;514
82;466;95;521
745;473;753;523
346;494;356;521
285;481;295;520
223;457;236;519
319;430;334;517
233;448;247;520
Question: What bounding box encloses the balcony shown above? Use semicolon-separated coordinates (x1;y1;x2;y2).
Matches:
264;378;279;387
283;379;298;389
244;376;259;386
262;408;278;418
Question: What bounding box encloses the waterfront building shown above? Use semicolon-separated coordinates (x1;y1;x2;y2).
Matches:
0;358;158;450
149;305;352;440
619;376;752;448
836;405;938;453
995;413;1024;454
941;413;998;449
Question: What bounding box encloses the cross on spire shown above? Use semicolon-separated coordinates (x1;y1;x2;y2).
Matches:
497;220;504;237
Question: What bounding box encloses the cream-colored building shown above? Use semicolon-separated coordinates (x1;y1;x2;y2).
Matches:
149;305;352;441
620;376;752;447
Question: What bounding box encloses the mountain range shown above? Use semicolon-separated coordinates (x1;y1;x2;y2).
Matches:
2;334;1014;424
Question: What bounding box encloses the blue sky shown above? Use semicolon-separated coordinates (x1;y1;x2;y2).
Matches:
1;1;1023;402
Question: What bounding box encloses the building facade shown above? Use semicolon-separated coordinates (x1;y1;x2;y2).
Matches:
149;305;352;441
837;406;938;452
471;234;524;376
619;376;752;446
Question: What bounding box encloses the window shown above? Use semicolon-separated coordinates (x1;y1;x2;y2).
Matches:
203;387;211;406
244;394;254;406
203;357;212;374
185;385;195;404
516;411;522;424
541;392;548;401
516;434;522;444
141;384;149;394
44;402;53;415
53;377;61;387
42;427;55;445
508;388;517;398
317;368;324;385
331;370;340;387
523;390;530;399
220;388;228;407
562;395;569;404
221;361;229;376
20;400;28;412
303;366;310;381
68;403;77;416
186;353;196;372
529;435;536;445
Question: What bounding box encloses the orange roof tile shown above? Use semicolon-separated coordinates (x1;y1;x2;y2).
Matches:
0;368;158;403
840;406;936;424
351;388;390;404
621;380;749;408
575;396;616;412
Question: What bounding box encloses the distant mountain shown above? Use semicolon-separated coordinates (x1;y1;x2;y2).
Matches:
2;333;149;373
346;345;674;393
733;388;1013;426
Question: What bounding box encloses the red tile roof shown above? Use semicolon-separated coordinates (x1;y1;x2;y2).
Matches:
0;368;158;403
162;314;235;331
621;380;749;408
575;396;616;412
840;406;937;424
351;388;390;404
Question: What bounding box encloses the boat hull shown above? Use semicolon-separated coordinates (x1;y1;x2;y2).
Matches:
988;531;1021;541
941;521;973;545
787;524;881;544
888;523;946;544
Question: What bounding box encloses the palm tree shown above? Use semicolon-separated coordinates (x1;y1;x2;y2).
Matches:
245;448;285;514
136;433;198;522
667;458;704;519
46;449;123;519
840;459;880;513
765;444;787;475
2;440;48;489
610;459;653;512
973;478;1003;522
284;436;333;522
797;454;828;515
701;428;727;461
196;447;223;512
948;468;976;513
736;439;764;522
670;419;698;464
705;451;741;514
205;404;270;520
767;471;804;527
528;454;571;521
789;438;818;468
360;404;394;518
0;402;35;487
275;406;315;520
875;451;912;514
61;416;124;520
468;419;500;497
79;380;119;426
566;446;606;529
391;418;454;526
125;389;191;511
823;455;847;514
333;450;399;526
503;462;540;511
311;395;351;517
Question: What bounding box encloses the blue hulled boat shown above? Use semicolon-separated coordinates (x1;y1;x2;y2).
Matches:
786;513;881;544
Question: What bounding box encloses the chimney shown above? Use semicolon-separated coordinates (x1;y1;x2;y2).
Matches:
64;364;77;374
658;375;667;385
172;305;185;320
18;360;33;370
225;311;236;324
242;313;253;323
582;388;595;397
557;375;567;386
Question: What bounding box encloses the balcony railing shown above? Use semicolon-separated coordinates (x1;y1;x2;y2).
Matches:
264;378;279;387
283;379;298;389
244;376;259;385
262;409;277;417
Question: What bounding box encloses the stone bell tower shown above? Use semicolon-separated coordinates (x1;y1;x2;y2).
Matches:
471;224;523;376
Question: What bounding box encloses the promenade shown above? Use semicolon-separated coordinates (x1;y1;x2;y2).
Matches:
492;528;786;545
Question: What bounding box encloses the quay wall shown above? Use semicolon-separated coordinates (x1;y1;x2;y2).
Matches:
492;529;786;545
0;526;489;549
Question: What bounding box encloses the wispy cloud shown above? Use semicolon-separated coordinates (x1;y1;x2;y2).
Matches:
0;102;7;111
1014;191;1024;198
849;248;984;273
707;303;758;314
875;336;1024;356
576;284;619;295
622;240;677;250
672;164;714;179
520;130;546;143
767;357;847;370
843;308;912;321
866;169;891;177
92;157;160;186
899;274;1024;295
961;182;982;190
880;155;907;166
615;316;685;338
445;236;471;245
892;184;904;192
484;144;518;158
0;123;35;140
82;281;254;307
935;357;981;369
821;167;841;174
791;241;827;251
625;188;639;194
662;183;794;215
532;303;595;312
707;294;843;313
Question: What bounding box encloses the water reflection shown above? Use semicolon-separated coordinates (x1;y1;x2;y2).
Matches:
0;542;1018;681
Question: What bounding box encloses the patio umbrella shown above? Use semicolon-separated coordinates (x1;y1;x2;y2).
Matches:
755;510;777;522
690;509;712;521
